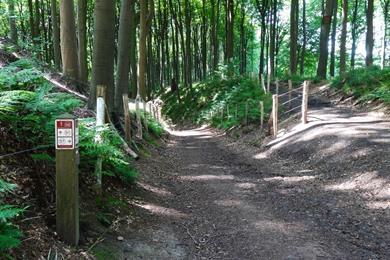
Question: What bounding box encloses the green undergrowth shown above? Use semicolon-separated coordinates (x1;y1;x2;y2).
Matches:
162;72;272;129
0;58;163;251
331;66;390;103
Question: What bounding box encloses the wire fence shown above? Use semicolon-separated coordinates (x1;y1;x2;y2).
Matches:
0;144;52;160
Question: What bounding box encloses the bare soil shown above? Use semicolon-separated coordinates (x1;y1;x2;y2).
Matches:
94;91;390;259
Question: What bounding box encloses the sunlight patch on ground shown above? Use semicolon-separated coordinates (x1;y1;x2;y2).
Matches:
253;219;303;235
137;182;173;197
366;201;390;209
179;174;235;181
324;171;385;192
236;182;257;189
263;175;316;183
132;202;188;218
166;125;213;137
214;199;242;207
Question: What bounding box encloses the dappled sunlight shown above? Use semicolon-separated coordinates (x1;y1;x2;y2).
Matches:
214;199;242;207
324;171;385;192
253;219;303;235
366;201;390;209
179;174;235;181
137;182;173;197
263;175;316;183
166;125;214;137
132;202;188;218
236;182;257;189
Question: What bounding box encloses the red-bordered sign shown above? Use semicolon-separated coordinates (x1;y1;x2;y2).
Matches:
55;119;75;150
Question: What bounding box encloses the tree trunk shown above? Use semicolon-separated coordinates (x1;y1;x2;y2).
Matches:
365;0;374;66
184;0;192;86
329;0;338;77
226;0;234;62
201;0;207;78
129;0;137;98
50;0;61;70
139;0;148;99
60;0;79;79
381;1;389;68
115;0;134;114
299;0;307;75
89;0;116;112
350;0;359;68
28;0;35;38
77;0;88;84
290;0;298;75
8;0;18;44
316;0;333;79
339;0;348;74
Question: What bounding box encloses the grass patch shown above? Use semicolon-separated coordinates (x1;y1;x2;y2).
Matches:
161;72;272;129
331;66;390;104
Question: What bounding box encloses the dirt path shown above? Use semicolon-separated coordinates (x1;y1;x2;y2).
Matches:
95;98;390;259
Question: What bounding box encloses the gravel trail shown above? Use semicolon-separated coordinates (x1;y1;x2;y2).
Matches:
100;99;390;259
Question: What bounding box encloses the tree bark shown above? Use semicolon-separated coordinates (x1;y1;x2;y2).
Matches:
115;0;134;114
329;0;338;77
339;0;348;75
299;0;307;75
77;0;88;84
8;0;18;44
365;0;374;66
316;0;333;79
60;0;79;79
350;0;359;68
89;0;116;112
50;0;61;70
290;0;298;75
381;0;389;68
226;0;234;62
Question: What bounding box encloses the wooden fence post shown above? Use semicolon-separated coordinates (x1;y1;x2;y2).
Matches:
143;100;148;132
272;94;278;137
260;101;264;131
302;81;309;124
261;76;266;93
122;94;131;144
95;85;106;194
245;101;249;126
55;115;79;246
288;79;293;108
135;96;143;139
267;74;271;93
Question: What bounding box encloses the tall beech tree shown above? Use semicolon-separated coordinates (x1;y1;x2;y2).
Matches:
317;0;333;79
290;0;299;75
339;0;348;75
89;0;116;112
60;0;79;79
50;0;61;70
365;0;374;67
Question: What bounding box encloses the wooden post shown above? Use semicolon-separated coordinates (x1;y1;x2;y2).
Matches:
288;79;293;109
302;81;310;124
245;101;249;126
135;96;143;139
272;94;278;137
261;76;266;93
55;115;79;246
122;94;131;144
267;74;271;93
260;101;264;131
275;78;279;94
143;100;148;132
95;86;106;194
220;108;224;125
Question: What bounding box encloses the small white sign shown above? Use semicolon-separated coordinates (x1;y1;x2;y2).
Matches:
55;119;75;150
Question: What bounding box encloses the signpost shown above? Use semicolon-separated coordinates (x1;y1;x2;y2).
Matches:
55;114;79;246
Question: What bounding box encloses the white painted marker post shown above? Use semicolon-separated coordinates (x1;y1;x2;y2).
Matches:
55;114;79;246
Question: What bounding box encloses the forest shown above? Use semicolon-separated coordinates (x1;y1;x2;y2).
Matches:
0;0;390;258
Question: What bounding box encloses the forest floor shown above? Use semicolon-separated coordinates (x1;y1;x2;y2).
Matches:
93;89;390;259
